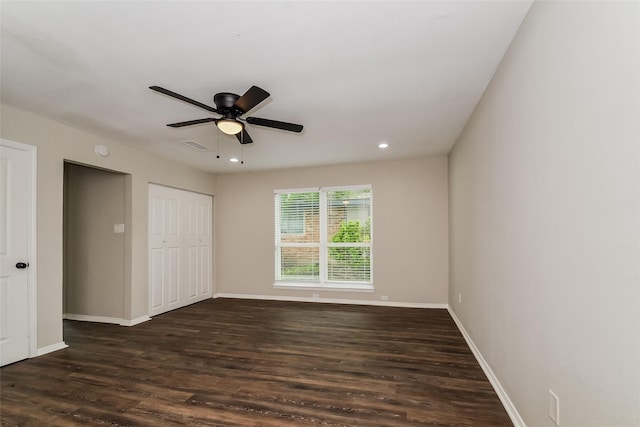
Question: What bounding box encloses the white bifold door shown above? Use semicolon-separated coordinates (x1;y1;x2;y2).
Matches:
149;184;212;316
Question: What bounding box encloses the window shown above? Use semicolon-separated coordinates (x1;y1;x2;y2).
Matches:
275;186;372;290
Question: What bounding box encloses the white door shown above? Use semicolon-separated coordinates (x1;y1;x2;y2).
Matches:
149;192;182;315
149;184;212;316
183;191;213;306
0;140;35;366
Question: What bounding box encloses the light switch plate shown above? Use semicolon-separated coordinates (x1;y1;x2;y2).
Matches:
114;223;125;233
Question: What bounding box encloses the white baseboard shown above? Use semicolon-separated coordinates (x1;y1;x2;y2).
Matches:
36;341;68;357
120;315;151;326
64;313;121;324
447;307;526;427
64;313;151;327
214;293;448;309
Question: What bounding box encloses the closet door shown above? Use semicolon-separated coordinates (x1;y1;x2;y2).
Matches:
149;184;212;316
183;191;213;306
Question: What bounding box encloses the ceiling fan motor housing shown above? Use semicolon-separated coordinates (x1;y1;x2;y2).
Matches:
214;92;241;115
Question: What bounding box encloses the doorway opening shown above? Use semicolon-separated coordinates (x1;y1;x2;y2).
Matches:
63;162;131;331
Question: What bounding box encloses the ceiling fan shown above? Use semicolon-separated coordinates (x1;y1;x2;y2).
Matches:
149;85;303;144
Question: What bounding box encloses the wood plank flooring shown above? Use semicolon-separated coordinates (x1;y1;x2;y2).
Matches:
0;298;512;426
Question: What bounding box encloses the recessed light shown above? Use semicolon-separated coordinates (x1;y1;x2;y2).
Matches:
378;142;389;149
229;158;239;163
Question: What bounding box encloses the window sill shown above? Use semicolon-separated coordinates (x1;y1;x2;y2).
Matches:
273;282;375;292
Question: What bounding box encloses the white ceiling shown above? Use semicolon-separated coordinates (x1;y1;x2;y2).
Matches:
1;1;531;173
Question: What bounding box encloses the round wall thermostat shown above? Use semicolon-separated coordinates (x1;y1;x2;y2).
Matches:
95;145;110;157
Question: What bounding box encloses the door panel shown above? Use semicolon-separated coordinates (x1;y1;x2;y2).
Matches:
167;246;180;306
0;142;34;366
167;198;180;237
187;246;198;299
199;246;210;296
150;196;164;237
150;248;163;310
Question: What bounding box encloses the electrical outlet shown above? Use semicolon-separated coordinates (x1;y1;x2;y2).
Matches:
458;292;462;304
380;295;389;301
549;390;560;425
312;293;319;299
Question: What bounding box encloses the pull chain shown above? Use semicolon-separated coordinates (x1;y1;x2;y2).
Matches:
216;128;220;159
241;131;244;164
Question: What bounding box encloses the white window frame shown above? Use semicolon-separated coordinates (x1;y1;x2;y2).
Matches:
274;185;374;291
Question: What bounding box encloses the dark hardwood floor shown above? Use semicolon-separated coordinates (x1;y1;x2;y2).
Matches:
0;299;512;426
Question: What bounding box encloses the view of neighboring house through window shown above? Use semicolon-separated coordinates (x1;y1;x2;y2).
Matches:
274;186;372;290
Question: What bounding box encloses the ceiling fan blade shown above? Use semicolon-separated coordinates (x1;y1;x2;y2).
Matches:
150;86;218;113
234;86;270;113
167;118;218;128
246;116;303;133
235;129;254;144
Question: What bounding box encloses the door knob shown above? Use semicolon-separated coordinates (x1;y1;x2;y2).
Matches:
16;262;29;269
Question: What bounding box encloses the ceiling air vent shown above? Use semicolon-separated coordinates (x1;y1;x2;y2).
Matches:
181;141;209;151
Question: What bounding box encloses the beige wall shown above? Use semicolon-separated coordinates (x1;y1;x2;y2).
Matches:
0;104;216;350
64;163;126;318
448;2;639;426
215;156;449;304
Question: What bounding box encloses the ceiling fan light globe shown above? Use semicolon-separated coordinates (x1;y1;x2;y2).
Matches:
217;119;243;135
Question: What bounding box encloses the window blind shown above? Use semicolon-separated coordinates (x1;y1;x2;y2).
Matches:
275;186;372;288
275;191;320;281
